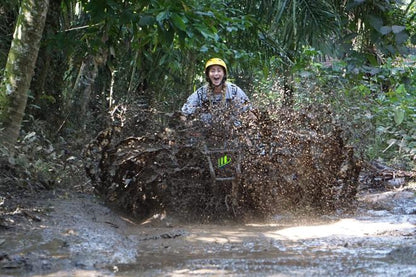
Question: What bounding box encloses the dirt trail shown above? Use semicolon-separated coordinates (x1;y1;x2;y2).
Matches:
1;184;416;277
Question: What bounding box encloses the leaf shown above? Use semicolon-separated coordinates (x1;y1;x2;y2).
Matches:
195;24;215;39
161;28;174;45
385;44;396;54
379;26;391;35
263;65;269;77
23;132;37;142
195;11;214;17
185;29;194;38
156;11;170;23
368;15;383;30
346;0;365;10
394;107;405;125
181;2;190;12
171;14;187;31
395;84;406;96
392;25;405;34
395;32;409;44
366;55;378;67
138;15;155;26
200;45;209;52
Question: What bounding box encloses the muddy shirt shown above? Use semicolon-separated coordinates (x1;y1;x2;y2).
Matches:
181;82;250;116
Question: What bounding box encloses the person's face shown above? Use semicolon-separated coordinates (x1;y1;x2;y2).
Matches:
208;65;225;86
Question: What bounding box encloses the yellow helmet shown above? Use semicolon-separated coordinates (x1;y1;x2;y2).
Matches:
205;58;227;75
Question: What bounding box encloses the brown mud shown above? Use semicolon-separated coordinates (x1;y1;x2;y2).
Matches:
85;106;361;221
0;182;415;277
1;105;414;276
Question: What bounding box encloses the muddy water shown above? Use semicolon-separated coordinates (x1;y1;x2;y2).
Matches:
1;185;416;277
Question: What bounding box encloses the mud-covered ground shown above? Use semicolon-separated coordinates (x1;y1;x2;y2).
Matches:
0;182;415;277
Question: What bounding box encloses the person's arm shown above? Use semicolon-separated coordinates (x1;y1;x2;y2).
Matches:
181;91;201;116
229;84;251;112
235;86;250;104
227;83;249;104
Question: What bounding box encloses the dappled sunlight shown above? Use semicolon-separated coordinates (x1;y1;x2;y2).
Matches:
187;227;258;244
184;217;416;244
264;218;415;241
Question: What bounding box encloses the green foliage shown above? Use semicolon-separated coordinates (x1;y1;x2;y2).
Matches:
0;0;19;66
288;49;416;166
251;45;416;168
64;0;262;112
2;0;415;167
406;2;416;45
340;0;411;61
24;0;416;119
369;58;416;163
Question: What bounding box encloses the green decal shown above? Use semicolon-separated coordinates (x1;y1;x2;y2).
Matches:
218;154;231;168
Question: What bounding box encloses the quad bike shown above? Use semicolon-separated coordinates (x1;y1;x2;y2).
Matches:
202;137;242;215
182;108;245;216
86;104;361;221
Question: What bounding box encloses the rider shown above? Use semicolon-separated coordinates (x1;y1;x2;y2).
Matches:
181;58;250;120
182;58;249;210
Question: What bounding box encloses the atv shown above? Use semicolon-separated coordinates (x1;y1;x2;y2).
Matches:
181;106;245;215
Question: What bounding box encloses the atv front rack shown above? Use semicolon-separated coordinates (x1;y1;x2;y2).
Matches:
202;144;242;183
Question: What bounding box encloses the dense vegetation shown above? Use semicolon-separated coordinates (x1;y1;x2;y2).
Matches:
0;0;415;193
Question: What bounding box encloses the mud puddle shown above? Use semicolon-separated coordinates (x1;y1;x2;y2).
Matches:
1;184;416;277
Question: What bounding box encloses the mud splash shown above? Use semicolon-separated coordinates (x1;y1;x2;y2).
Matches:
1;184;415;276
85;105;361;221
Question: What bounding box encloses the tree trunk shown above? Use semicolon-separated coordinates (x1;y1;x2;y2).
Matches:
31;0;62;103
70;55;99;129
0;0;49;150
